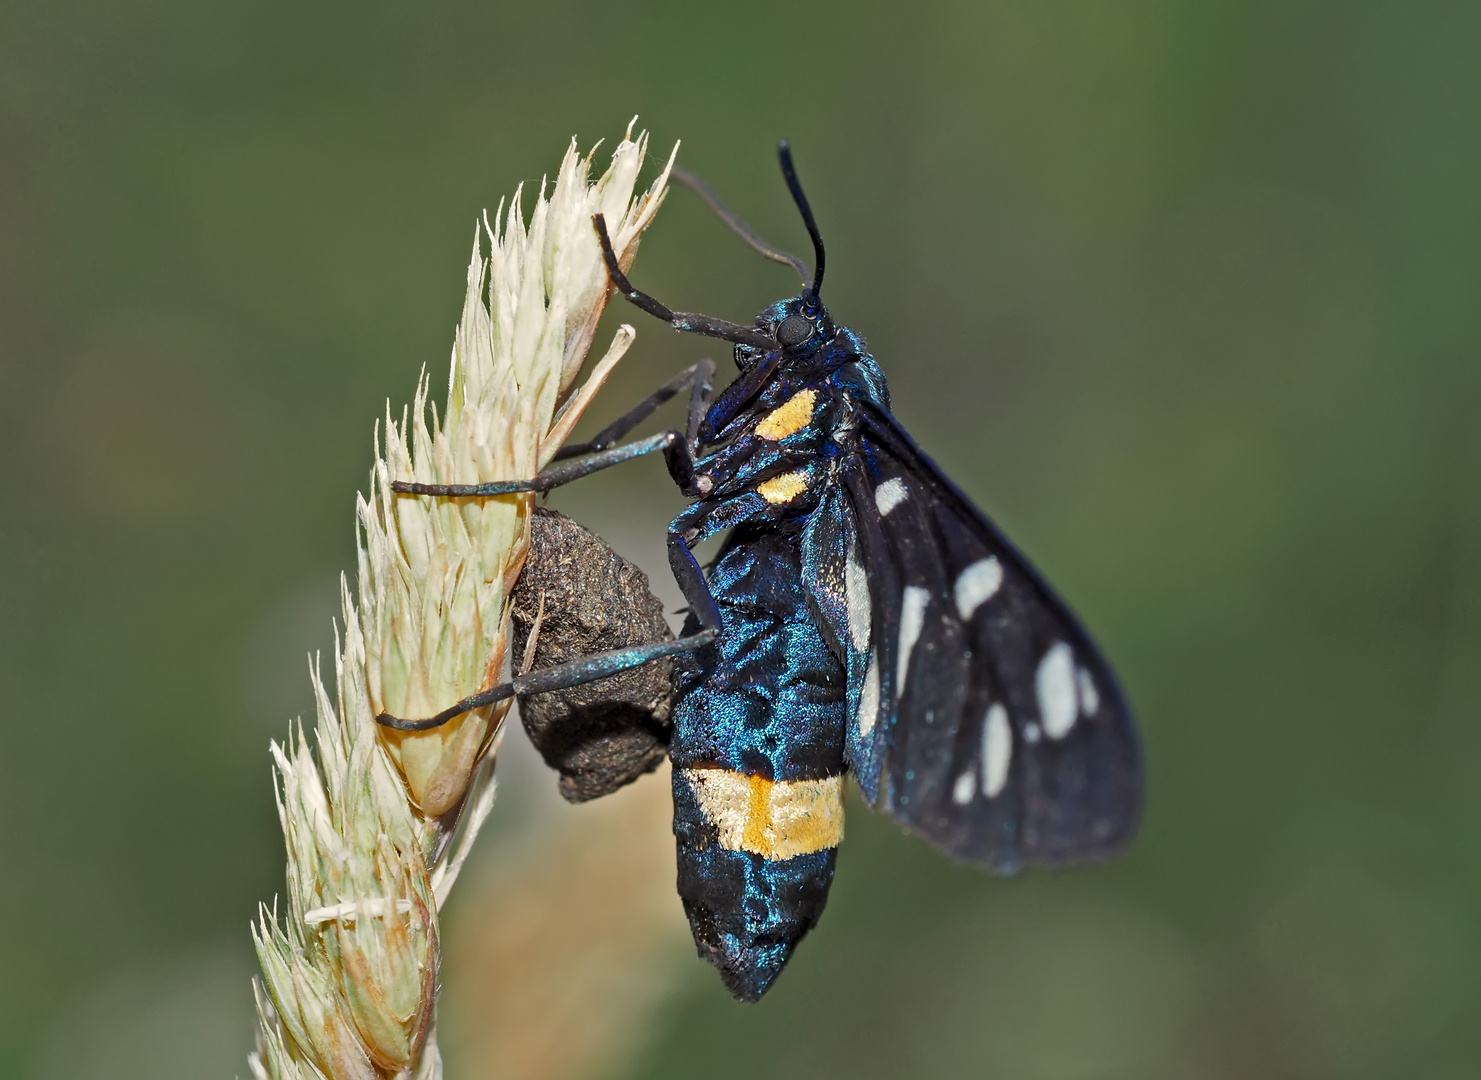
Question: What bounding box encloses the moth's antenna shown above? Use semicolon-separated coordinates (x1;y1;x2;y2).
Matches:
777;140;825;304
670;167;810;286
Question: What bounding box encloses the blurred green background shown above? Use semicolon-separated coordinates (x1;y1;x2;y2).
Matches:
3;1;1480;1077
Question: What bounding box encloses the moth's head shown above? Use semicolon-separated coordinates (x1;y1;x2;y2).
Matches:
733;293;835;370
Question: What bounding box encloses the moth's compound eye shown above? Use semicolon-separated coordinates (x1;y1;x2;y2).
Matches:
776;315;814;348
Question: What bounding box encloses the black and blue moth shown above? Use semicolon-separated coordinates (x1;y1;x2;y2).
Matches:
380;143;1143;1002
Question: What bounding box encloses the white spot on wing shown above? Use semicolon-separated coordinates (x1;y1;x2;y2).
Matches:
896;586;931;698
952;770;976;805
874;477;908;515
1077;667;1100;716
953;557;1003;620
1036;642;1078;739
982;703;1011;798
857;651;880;737
1023;722;1042;744
846;555;870;652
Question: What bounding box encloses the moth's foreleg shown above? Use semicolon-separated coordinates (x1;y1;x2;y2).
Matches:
390;429;698;498
593;214;775;350
552;357;717;463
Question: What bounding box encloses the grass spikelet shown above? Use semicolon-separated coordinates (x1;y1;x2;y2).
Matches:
250;123;676;1080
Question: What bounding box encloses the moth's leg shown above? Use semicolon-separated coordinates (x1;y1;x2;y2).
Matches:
552;358;717;462
375;627;715;732
391;426;710;499
666;492;782;634
376;495;768;733
668;509;723;634
593;215;776;351
684;359;717;450
375;503;721;732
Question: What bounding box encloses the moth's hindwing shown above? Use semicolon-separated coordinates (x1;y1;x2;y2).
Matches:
839;406;1142;872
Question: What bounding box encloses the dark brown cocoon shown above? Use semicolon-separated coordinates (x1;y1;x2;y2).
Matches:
510;507;675;802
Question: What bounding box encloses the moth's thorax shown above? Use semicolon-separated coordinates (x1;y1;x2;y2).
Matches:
690;312;890;513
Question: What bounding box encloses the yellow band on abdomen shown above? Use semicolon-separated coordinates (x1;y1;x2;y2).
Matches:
683;768;845;860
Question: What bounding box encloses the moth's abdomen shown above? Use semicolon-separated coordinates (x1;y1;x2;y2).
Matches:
671;522;847;1000
672;770;841;1001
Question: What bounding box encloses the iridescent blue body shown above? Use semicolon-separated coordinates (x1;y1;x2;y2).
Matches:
666;311;885;999
670;523;842;1000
